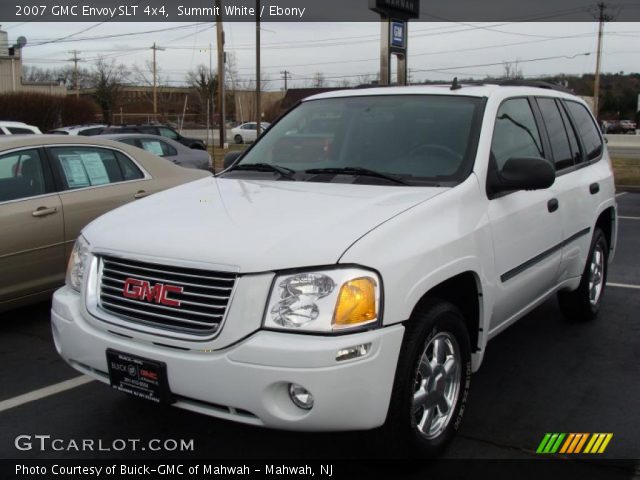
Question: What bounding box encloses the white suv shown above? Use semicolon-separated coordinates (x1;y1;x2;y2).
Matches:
52;83;617;456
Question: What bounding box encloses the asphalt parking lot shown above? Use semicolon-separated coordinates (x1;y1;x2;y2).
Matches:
1;193;638;474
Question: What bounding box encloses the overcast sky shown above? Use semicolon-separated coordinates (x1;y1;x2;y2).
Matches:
2;21;639;89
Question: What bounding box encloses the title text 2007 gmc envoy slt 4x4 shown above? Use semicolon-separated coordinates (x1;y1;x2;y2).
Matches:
52;83;617;456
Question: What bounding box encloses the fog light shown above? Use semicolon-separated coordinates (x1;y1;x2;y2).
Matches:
336;343;371;362
288;383;314;410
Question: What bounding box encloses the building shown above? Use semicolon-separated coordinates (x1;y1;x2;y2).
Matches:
0;27;67;96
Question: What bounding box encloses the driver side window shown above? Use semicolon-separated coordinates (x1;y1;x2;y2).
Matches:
491;98;544;171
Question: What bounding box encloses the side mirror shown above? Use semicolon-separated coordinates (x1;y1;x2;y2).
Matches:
488;156;555;195
223;151;243;170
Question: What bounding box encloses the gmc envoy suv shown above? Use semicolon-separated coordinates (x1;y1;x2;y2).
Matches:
52;83;617;456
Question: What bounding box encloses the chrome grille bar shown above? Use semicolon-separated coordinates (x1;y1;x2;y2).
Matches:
97;255;236;336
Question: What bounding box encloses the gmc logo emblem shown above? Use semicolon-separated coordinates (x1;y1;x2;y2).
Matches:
122;278;184;307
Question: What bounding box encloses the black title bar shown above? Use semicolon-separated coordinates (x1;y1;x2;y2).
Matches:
5;0;640;22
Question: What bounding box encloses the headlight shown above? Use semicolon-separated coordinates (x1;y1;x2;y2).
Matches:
65;235;90;292
264;268;381;333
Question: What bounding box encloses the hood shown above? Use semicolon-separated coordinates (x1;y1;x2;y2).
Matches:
83;177;445;272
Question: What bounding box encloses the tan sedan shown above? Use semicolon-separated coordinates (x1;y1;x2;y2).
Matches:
0;135;211;312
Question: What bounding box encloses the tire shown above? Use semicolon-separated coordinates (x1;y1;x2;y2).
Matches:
558;227;608;322
234;134;244;144
382;299;472;457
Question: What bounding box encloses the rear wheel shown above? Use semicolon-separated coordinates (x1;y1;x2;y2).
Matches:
383;299;471;457
558;228;608;321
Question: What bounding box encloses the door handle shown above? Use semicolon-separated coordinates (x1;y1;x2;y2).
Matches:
32;206;58;218
590;183;600;194
134;190;149;199
547;198;559;213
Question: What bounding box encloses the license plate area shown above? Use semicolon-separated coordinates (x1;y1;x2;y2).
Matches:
106;349;174;404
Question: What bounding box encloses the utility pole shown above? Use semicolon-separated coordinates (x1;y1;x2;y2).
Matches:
151;42;165;121
215;0;226;148
593;2;613;119
256;0;261;136
68;50;82;98
280;70;290;91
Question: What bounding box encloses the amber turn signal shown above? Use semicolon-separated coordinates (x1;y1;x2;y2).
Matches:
332;277;378;327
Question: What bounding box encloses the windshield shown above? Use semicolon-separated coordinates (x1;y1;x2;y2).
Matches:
223;94;484;186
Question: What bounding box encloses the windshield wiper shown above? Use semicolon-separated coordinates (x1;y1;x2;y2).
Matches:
230;163;297;180
304;167;410;185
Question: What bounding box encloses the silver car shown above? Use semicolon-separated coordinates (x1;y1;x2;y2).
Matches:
100;134;212;170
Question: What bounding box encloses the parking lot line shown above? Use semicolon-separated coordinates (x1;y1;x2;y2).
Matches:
0;376;94;414
608;282;640;290
615;192;627;197
618;216;640;220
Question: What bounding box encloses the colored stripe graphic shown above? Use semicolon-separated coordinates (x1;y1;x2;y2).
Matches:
537;433;613;454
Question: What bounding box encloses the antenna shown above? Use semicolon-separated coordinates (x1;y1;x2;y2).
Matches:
450;77;461;91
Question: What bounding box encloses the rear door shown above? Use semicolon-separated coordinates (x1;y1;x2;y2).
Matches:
0;148;64;305
556;100;608;280
486;97;563;332
46;145;152;258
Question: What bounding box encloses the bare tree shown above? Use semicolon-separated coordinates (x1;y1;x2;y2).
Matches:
311;72;326;88
22;65;92;89
355;73;378;87
89;57;129;124
186;64;217;124
238;70;271;92
502;61;523;80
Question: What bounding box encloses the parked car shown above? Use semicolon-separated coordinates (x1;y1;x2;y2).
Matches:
604;119;637;134
0;135;210;312
99;134;212;171
52;84;616;457
231;122;271;144
99;124;207;150
618;119;637;134
0;121;41;135
47;124;107;136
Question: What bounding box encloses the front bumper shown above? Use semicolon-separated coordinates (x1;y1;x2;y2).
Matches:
51;286;404;431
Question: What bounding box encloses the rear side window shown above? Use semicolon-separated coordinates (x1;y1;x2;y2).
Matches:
116;152;144;181
50;147;139;189
491;98;544;170
158;127;179;140
564;101;603;161
78;128;103;136
536;97;576;171
139;138;177;157
0;149;46;202
8;127;35;134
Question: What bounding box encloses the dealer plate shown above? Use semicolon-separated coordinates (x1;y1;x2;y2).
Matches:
106;349;173;404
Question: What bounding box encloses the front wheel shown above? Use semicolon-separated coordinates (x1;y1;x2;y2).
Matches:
234;134;244;144
383;299;471;457
558;227;608;321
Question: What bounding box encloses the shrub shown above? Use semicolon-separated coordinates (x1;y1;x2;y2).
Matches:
0;92;99;131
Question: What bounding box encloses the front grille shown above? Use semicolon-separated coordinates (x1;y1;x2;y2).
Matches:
98;255;236;336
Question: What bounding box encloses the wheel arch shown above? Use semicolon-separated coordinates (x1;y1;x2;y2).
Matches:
594;206;616;260
408;271;484;367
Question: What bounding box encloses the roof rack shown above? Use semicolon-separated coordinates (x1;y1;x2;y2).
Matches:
497;80;573;93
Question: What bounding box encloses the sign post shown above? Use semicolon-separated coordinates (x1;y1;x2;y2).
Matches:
369;0;420;86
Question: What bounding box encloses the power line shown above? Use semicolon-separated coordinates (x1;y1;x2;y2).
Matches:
26;22;211;47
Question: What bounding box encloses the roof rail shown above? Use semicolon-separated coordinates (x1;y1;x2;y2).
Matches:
497;79;573;93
